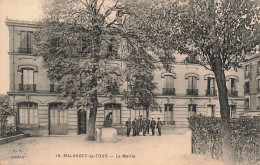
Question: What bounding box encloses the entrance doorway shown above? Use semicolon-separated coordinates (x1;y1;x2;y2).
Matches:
49;103;68;135
78;110;87;134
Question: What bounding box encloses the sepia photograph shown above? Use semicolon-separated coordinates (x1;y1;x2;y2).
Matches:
0;0;260;165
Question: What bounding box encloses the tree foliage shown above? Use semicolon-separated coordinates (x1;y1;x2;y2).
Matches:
34;0;162;140
0;95;15;135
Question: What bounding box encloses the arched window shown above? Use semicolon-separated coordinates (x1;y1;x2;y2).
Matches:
18;102;38;124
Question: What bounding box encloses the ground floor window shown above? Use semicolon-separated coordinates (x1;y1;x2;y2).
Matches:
49;103;67;124
19;102;38;124
104;103;121;124
164;104;173;124
133;104;147;119
188;104;197;117
207;105;215;117
230;105;236;118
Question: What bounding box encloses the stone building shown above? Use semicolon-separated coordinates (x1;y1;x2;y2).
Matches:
6;18;248;136
243;52;260;116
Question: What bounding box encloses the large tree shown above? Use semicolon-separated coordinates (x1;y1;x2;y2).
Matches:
34;0;160;140
126;0;260;164
179;1;260;164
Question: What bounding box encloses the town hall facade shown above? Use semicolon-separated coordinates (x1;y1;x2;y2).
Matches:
6;18;252;136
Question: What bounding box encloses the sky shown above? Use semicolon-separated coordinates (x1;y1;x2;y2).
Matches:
0;0;43;94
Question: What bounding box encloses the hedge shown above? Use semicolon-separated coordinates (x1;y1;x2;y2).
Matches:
188;115;260;165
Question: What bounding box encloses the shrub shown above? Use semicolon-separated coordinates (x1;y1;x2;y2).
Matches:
188;115;260;165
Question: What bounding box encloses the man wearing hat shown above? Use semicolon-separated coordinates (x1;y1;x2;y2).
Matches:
146;117;150;134
132;118;137;136
157;117;163;136
125;118;132;137
142;117;147;136
150;118;156;136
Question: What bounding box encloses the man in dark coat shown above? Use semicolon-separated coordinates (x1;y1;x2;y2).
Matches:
150;118;156;136
157;117;163;136
146;118;150;134
142;118;147;136
139;115;143;132
125;118;132;137
132;118;137;136
136;116;141;135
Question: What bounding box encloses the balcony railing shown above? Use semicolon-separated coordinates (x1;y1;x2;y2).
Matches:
229;90;238;97
186;89;198;96
18;47;32;53
19;84;36;92
162;88;175;95
205;89;217;96
162;121;175;125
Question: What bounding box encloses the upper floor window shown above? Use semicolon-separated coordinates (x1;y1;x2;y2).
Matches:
244;65;250;78
19;68;36;91
244;81;250;94
228;78;238;97
19;31;33;53
258;79;260;92
206;77;216;96
163;75;175;95
257;61;260;75
106;38;119;59
187;76;198;95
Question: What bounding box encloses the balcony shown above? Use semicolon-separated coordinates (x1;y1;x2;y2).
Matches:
229;90;238;97
18;47;32;53
162;88;175;95
205;89;217;96
186;89;198;96
19;84;36;92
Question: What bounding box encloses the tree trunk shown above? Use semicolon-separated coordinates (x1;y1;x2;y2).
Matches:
213;57;235;165
86;92;98;141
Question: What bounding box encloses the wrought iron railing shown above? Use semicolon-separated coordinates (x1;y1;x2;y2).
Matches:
187;89;198;96
18;47;32;53
19;84;36;92
162;88;175;95
229;90;238;97
205;89;217;96
162;121;175;125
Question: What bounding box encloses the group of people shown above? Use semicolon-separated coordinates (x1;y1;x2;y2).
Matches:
125;116;163;137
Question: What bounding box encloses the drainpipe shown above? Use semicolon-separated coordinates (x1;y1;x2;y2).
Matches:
12;26;16;128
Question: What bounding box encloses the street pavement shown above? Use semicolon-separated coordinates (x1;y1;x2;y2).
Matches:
0;129;222;165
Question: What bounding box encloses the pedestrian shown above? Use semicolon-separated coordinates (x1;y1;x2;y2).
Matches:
150;118;156;136
146;117;150;134
125;118;132;137
142;117;147;136
132;118;137;136
157;117;163;136
136;116;140;135
139;115;143;132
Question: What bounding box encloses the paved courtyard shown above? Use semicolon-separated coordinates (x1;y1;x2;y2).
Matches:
0;129;222;165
